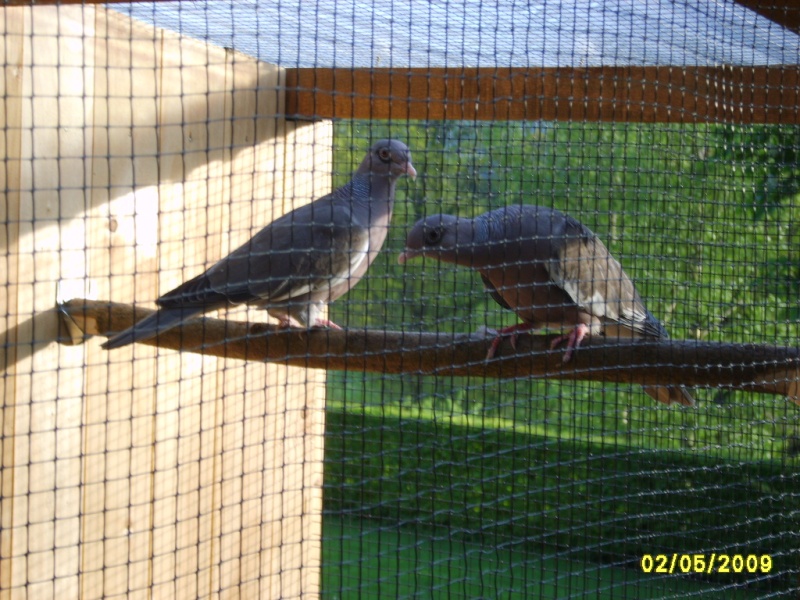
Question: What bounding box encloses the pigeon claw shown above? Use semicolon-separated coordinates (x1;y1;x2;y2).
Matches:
485;323;537;360
276;317;343;330
550;323;590;364
486;336;503;360
314;318;343;330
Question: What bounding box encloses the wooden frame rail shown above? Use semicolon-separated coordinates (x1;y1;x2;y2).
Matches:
284;66;800;124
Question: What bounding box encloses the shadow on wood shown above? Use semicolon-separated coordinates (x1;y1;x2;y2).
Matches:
59;298;800;405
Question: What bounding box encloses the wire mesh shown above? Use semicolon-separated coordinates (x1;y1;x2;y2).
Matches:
2;1;800;599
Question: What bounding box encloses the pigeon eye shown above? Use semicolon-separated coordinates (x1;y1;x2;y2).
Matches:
378;148;392;162
424;227;443;245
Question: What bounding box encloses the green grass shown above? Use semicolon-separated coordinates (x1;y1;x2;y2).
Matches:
322;517;765;599
323;409;800;597
326;376;800;461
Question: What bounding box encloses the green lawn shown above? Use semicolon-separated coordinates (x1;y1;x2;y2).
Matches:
322;517;766;599
323;409;799;597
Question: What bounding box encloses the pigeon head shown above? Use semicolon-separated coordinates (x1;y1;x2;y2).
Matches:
398;213;481;265
358;139;417;181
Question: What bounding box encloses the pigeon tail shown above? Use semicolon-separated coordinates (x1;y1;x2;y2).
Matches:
642;385;695;407
101;306;205;350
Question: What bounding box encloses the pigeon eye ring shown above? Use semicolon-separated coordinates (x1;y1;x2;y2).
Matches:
424;228;443;245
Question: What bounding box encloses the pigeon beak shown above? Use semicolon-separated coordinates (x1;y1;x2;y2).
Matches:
397;249;420;264
405;163;417;181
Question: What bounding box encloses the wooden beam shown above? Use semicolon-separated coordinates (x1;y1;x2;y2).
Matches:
60;299;800;404
285;66;800;124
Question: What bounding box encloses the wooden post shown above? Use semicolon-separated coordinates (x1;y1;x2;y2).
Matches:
0;5;329;598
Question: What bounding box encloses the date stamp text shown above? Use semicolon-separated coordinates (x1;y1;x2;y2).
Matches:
640;554;772;575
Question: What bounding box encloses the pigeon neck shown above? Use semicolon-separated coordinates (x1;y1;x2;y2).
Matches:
463;215;519;270
350;172;396;210
436;217;490;269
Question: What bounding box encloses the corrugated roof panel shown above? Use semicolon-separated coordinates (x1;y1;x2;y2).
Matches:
111;0;800;67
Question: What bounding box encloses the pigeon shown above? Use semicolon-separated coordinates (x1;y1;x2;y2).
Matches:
399;205;694;407
102;139;416;350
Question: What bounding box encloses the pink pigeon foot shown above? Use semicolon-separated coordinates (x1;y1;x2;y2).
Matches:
486;323;538;359
549;323;590;363
313;318;343;330
277;317;343;330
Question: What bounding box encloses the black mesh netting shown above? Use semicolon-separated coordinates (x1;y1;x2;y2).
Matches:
3;1;799;598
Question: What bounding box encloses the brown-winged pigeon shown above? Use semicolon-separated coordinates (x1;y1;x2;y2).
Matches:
399;205;694;407
103;139;416;349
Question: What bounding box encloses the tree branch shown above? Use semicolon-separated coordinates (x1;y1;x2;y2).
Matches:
59;299;800;405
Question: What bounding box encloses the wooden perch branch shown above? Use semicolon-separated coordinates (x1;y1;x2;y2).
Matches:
59;299;800;404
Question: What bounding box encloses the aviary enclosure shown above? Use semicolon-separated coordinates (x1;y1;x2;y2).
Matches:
2;1;800;598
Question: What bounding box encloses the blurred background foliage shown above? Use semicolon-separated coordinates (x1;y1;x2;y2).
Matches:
324;120;800;460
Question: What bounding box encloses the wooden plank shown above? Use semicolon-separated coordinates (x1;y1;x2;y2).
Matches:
735;0;800;34
0;8;27;599
41;8;93;599
255;122;330;600
83;7;161;599
217;56;262;600
145;36;258;600
148;17;229;600
285;66;800;124
0;6;98;598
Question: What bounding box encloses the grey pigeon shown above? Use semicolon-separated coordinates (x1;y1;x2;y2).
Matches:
103;139;416;350
399;205;694;407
